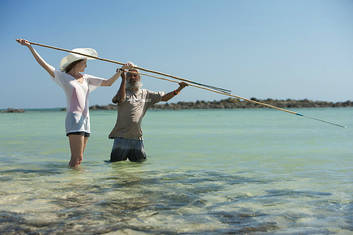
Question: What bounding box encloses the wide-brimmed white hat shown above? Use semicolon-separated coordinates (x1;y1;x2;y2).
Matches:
60;48;98;71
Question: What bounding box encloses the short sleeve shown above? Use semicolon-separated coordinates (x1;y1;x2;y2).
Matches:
147;90;165;105
86;74;106;92
52;69;67;88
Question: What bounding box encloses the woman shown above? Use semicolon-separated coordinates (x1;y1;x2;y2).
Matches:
17;39;132;168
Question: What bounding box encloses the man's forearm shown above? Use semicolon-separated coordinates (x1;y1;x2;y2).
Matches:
112;78;126;103
161;88;182;102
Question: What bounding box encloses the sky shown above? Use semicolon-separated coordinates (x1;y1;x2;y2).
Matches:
1;0;353;109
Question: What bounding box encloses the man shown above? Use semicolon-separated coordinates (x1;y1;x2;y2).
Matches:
108;63;188;162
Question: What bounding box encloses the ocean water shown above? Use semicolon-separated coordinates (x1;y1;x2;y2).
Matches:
0;108;352;234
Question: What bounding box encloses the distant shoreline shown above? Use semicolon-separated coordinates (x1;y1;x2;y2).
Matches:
2;98;353;113
91;98;353;111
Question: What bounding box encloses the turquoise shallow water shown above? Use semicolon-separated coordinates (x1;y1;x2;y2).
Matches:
0;108;352;234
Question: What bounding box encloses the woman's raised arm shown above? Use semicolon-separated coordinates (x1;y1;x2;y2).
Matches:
16;39;55;78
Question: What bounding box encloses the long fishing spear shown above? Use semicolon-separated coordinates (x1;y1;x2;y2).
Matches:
27;41;345;128
28;41;231;94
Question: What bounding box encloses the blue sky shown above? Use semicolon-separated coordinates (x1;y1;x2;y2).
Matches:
1;0;353;108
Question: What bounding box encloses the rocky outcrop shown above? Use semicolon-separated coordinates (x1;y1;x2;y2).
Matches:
0;108;25;113
87;98;353;111
6;99;351;112
90;104;116;110
150;98;353;110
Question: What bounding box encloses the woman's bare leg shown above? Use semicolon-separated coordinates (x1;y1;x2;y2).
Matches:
68;135;85;168
79;137;89;165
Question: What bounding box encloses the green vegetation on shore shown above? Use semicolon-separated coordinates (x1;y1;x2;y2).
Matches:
2;98;353;113
90;98;353;111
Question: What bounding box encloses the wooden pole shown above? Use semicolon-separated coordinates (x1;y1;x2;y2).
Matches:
28;41;231;94
28;41;345;128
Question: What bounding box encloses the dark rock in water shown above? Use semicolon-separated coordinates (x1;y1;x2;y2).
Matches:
1;108;25;113
90;104;116;110
60;104;117;112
